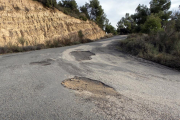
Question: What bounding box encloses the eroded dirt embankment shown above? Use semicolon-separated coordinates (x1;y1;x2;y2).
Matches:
0;0;105;46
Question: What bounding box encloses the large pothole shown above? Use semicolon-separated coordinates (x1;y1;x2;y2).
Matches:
61;77;176;119
61;76;118;96
70;51;95;61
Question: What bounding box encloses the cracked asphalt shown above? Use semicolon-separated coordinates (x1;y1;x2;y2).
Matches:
0;35;180;120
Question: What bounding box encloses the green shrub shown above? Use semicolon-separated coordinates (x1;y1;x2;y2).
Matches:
119;32;180;70
63;9;69;15
142;14;162;33
105;24;117;35
79;15;87;21
35;0;57;7
78;30;84;40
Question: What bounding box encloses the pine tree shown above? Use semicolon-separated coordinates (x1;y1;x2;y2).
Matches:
150;0;171;21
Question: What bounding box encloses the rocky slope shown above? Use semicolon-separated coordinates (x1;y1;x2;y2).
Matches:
0;0;105;46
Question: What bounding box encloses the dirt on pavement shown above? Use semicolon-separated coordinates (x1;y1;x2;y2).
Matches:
61;76;118;96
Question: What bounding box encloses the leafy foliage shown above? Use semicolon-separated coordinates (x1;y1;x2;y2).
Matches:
105;24;117;35
119;31;180;70
117;13;136;33
132;4;150;25
36;0;57;7
80;0;107;29
58;0;78;10
117;0;180;69
78;30;84;40
80;3;90;19
171;11;180;32
150;0;171;21
142;14;162;33
117;0;172;34
56;0;88;20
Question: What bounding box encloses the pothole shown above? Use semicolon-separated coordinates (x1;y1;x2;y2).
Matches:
62;77;178;119
61;76;118;96
30;58;55;66
30;61;51;66
70;51;95;61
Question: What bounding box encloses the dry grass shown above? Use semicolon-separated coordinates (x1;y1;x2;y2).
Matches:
0;31;94;55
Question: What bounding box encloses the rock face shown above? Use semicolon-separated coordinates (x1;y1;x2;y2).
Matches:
0;0;105;46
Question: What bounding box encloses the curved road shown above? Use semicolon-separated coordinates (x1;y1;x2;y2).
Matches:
0;35;180;119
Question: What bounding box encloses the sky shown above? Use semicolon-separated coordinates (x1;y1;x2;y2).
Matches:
57;0;180;28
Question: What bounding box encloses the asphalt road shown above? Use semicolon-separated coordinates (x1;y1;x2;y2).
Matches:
0;35;180;120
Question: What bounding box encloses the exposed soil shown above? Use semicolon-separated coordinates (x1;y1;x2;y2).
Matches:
70;51;95;61
61;76;118;96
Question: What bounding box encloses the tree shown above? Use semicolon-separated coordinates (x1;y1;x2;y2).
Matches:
117;13;136;34
142;14;162;33
80;3;90;19
57;0;80;17
132;4;150;25
131;4;150;32
150;0;171;21
176;15;180;32
171;10;180;32
80;0;107;29
37;0;57;7
58;0;78;11
105;23;117;35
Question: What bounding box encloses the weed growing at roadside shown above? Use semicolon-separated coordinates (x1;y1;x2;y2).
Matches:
17;37;26;47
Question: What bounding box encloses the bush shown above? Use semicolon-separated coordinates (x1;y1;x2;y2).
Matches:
36;0;57;7
63;9;69;15
78;30;84;40
79;15;87;21
105;24;117;35
142;14;162;33
119;32;180;70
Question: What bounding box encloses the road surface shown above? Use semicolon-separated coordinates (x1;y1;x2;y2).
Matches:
0;35;180;120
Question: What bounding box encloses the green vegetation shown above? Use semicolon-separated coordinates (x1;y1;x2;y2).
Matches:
117;0;180;70
78;30;84;40
79;0;108;29
117;13;135;33
105;24;117;35
142;14;162;33
35;0;57;7
119;31;180;70
56;0;81;19
117;0;171;34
